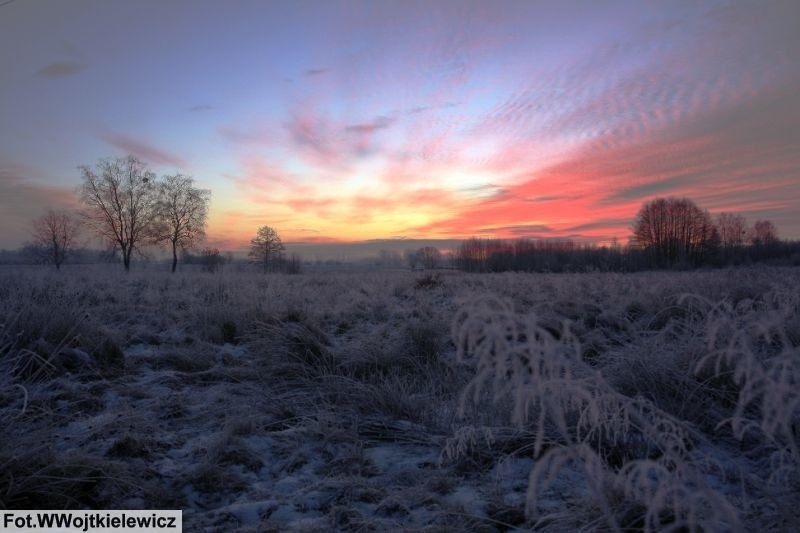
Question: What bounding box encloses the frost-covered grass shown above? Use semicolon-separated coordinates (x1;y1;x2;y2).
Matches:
1;266;798;531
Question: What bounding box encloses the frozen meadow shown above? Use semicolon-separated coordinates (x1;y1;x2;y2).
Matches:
1;266;799;531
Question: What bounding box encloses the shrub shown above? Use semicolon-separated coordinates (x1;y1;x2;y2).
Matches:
415;273;443;290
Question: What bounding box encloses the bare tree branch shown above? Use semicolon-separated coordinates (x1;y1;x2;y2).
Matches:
632;197;718;267
152;174;210;272
248;226;285;273
30;210;80;270
78;156;158;271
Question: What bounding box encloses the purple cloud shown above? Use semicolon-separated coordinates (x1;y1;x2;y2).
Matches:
99;132;185;168
36;61;85;78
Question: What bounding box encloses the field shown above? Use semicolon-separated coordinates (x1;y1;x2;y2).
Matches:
1;266;799;531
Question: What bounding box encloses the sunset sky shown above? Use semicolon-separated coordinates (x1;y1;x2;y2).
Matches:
1;0;799;256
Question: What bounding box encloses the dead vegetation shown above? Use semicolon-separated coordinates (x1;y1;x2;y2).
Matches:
0;266;798;530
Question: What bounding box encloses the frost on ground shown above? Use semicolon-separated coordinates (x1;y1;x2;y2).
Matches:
1;267;799;531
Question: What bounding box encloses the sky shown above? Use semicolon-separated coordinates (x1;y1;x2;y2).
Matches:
1;0;799;257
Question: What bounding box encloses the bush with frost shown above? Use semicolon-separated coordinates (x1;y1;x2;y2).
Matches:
452;295;741;531
691;290;800;486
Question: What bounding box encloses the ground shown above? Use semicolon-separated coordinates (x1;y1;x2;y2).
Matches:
1;266;799;531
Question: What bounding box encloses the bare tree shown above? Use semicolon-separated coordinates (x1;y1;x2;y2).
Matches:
750;219;778;246
632;197;716;266
416;246;442;269
153;174;210;272
282;253;302;274
78;156;159;271
455;237;489;272
716;212;748;248
248;225;285;273
199;247;225;273
405;249;420;270
377;249;402;268
30;210;80;269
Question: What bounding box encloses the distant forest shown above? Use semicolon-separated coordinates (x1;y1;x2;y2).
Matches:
449;234;800;273
449;197;800;273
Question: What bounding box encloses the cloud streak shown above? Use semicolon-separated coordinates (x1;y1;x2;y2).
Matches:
99;132;186;168
36;61;84;78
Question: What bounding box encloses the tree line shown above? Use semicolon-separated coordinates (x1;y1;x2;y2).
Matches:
26;155;297;273
451;197;797;273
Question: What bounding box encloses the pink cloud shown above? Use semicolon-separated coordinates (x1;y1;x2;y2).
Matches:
411;81;800;241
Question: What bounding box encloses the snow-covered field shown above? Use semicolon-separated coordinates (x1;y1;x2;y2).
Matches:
1;266;799;531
